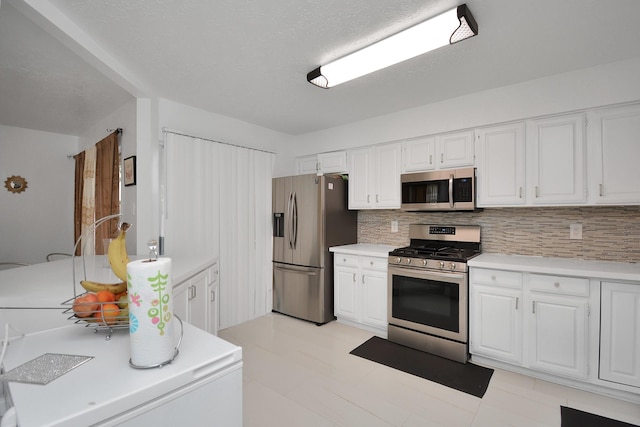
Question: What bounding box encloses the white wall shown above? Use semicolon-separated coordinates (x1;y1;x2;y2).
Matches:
0;125;78;264
77;98;138;251
288;57;640;169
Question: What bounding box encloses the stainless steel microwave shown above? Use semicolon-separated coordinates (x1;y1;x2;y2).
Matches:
401;167;476;211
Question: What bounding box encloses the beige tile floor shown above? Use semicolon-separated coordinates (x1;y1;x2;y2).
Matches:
218;313;640;427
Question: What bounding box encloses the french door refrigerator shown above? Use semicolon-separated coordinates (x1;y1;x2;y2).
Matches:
272;174;357;324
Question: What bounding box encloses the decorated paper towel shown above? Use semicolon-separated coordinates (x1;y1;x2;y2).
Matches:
127;257;175;367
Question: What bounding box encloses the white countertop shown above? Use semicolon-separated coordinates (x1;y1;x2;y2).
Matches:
469;253;640;282
329;243;396;258
2;323;241;427
0;255;217;309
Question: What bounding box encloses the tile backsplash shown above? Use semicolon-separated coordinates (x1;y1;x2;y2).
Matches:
357;206;640;263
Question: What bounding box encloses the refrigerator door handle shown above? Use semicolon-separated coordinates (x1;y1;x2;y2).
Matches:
287;191;294;248
292;191;298;248
273;264;317;276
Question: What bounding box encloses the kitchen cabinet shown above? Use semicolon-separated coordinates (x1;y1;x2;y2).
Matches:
600;281;640;388
588;103;640;204
173;261;219;335
470;267;592;380
527;113;586;204
401;131;474;173
331;245;394;337
296;151;348;175
475;122;526;206
469;269;523;364
348;143;401;209
526;274;590;380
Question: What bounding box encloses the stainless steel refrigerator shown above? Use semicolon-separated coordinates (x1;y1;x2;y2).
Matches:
272;174;357;324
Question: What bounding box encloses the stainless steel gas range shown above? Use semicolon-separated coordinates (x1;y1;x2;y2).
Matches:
387;224;481;363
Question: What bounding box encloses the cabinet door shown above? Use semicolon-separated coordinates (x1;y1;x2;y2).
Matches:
588;104;640;204
528;114;586;204
527;294;588;379
334;266;359;322
361;269;388;329
296;155;318;175
374;143;401;208
348;148;373;209
318;151;347;174
470;284;523;364
207;265;219;335
437;130;475;168
173;283;191;324
600;282;640;388
402;136;436;172
475;123;526;206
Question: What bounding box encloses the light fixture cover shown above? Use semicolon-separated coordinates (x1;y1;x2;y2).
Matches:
308;4;478;89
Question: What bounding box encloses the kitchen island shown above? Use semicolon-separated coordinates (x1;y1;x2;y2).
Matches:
0;255;217;335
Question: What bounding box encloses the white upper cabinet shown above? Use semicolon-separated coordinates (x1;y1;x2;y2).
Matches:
348;143;401;209
475;122;526;206
527;113;586;204
296;151;347;175
588;103;640;205
402;135;436;172
437;130;475;168
401;131;474;173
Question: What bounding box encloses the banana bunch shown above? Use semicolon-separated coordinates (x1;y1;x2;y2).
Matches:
80;279;127;294
108;222;131;282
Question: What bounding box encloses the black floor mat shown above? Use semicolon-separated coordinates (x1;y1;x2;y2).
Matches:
561;406;639;427
350;336;493;398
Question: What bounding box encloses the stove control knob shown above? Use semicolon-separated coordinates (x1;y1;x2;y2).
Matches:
450;263;456;271
395;257;401;264
439;261;445;269
422;259;428;266
405;258;411;265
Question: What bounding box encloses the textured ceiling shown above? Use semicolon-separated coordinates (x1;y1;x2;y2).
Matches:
2;0;640;136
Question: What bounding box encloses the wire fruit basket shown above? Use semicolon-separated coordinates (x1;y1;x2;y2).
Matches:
61;214;130;339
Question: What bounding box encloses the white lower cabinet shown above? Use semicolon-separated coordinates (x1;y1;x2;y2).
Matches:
334;252;388;336
600;281;640;388
471;268;592;381
174;261;219;335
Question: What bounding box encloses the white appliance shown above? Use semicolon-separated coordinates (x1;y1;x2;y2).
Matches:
0;323;242;426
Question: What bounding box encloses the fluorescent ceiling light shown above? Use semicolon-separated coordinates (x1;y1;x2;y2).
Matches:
307;4;478;89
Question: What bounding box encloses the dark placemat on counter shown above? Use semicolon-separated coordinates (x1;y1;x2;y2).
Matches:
561;406;639;427
350;336;493;398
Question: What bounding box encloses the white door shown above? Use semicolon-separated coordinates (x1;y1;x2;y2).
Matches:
348;148;373;209
600;281;640;387
361;269;388;329
475;123;526;206
527;294;588;379
528;114;586;204
334;266;359;322
375;143;401;208
173;283;191;325
470;285;523;364
402;136;436;172
437;130;475;168
588;103;640;204
189;270;209;332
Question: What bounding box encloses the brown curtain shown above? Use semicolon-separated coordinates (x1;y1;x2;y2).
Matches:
73;131;121;255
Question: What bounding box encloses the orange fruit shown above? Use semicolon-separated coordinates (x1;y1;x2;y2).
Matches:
98;303;120;325
72;293;99;317
96;290;116;303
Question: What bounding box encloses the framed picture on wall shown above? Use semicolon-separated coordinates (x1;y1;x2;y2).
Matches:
124;156;136;186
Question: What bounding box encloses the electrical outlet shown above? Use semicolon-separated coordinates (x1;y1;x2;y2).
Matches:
569;223;583;240
391;220;399;233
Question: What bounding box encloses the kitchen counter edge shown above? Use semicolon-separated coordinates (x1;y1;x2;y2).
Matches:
329;244;396;258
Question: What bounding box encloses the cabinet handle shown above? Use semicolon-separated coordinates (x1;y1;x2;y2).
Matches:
532;301;536;314
441;153;444;163
316;162;320;171
491;275;496;281
519;187;523;198
362;275;365;284
376;194;379;203
535;186;539;198
429;154;433;165
599;183;603;197
367;195;370;203
554;282;560;288
515;297;519;310
210;290;215;302
353;273;356;282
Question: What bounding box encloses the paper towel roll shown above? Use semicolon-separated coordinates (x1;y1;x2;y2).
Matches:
127;257;175;367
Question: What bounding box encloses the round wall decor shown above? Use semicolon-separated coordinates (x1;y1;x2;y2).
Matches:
4;175;28;194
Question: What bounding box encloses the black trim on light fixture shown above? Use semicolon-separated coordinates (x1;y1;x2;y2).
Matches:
306;67;328;89
451;4;478;44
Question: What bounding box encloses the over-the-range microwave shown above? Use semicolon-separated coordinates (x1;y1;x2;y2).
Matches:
401;167;476;211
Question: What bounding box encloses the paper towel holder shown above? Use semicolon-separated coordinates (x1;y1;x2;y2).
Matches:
129;315;184;369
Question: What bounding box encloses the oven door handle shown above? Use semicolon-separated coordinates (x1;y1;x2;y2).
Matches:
390;268;465;281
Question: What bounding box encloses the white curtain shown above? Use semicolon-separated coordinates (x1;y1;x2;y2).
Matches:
163;131;274;329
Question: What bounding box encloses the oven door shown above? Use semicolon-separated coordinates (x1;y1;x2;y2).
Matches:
388;265;467;343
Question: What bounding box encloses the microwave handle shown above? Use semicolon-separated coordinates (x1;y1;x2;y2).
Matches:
448;174;454;208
